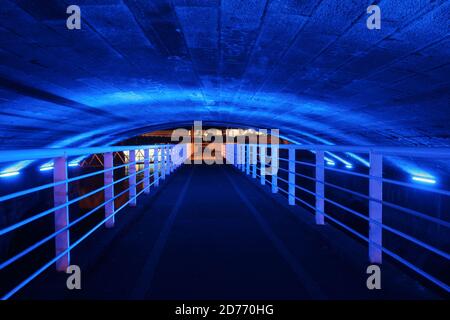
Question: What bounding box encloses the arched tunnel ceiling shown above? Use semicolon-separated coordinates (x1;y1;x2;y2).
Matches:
0;0;449;150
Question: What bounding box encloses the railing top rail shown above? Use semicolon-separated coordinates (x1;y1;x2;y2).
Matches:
243;144;450;157
1;143;449;164
0;144;176;164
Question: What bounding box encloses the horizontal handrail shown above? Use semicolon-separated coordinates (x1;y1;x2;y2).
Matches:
0;143;190;299
288;181;450;260
1;173;157;301
0;173;160;271
245;143;450;158
277;167;450;227
0;144;173;163
0;164;150;236
280;157;450;197
228;143;450;293
290;192;450;292
2;143;449;164
0;160;146;203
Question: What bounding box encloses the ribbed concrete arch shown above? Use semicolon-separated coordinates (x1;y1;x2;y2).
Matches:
0;0;448;150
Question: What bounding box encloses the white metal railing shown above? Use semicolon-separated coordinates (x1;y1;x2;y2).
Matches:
1;142;448;297
0;144;189;299
225;143;450;293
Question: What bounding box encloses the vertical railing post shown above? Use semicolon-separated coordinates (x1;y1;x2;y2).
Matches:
165;146;170;177
182;144;187;165
129;150;136;207
271;146;278;193
104;152;115;228
369;152;383;264
236;144;239;168
168;147;173;172
161;147;166;180
315;151;325;224
188;143;191;162
237;144;240;168
288;148;295;205
173;146;177;171
252;144;257;179
237;144;240;169
230;143;233;166
54;156;70;271
154;148;160;187
185;143;190;164
260;145;266;185
165;146;170;176
241;144;245;172
170;146;173;173
144;149;150;194
189;143;192;163
176;146;184;171
177;145;182;169
239;144;243;170
234;144;238;168
246;145;250;174
177;145;181;170
171;146;174;174
232;144;234;166
225;144;229;163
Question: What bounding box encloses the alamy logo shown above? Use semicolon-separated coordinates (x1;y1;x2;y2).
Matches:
367;5;381;30
66;5;81;30
366;265;381;290
66;265;81;290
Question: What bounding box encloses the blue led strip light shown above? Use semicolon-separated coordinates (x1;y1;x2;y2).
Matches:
276;167;450;228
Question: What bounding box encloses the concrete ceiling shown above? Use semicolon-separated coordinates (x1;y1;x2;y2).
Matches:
0;0;449;150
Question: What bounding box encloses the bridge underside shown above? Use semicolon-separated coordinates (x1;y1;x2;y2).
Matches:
16;164;438;300
0;1;449;151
